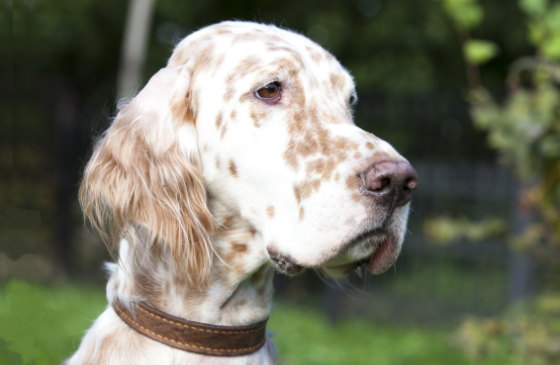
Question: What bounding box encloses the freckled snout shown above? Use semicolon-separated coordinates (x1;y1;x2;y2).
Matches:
363;160;419;210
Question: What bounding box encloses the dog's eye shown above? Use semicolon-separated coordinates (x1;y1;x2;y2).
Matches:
349;93;358;106
256;82;281;101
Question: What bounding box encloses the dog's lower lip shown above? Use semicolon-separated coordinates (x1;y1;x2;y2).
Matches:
362;235;393;273
270;256;304;275
326;233;391;272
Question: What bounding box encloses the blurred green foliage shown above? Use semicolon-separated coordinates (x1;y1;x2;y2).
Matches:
431;1;560;364
463;39;500;65
424;216;507;245
442;0;484;31
455;294;560;364
520;0;560;59
438;0;560;259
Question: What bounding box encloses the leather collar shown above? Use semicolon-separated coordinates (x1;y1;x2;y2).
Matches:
112;300;268;356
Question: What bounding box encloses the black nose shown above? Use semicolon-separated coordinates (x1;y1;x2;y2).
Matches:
363;160;419;210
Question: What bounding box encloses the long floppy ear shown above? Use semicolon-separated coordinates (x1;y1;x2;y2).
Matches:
79;66;214;289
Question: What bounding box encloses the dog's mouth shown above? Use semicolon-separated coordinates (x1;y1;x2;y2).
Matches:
268;230;400;277
268;251;305;275
322;233;397;277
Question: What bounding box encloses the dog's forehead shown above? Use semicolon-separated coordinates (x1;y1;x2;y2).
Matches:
169;22;354;92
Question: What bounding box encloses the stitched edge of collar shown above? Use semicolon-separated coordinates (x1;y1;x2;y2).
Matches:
112;300;268;357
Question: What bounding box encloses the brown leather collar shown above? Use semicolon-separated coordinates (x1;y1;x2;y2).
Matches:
112;300;268;356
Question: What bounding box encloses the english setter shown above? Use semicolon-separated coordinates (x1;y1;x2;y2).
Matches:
68;21;418;365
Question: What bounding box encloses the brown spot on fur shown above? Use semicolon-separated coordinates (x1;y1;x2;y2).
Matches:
215;159;220;169
228;160;237;177
230;110;236;120
284;105;358;175
213;53;226;70
224;73;236;102
251;110;260;128
330;73;345;90
354;152;362;159
171;87;193;125
306;158;337;180
232;32;262;44
334;172;340;181
249;107;272;127
231;241;248;253
214;29;232;35
299;206;305;221
223;56;262;103
220;123;228;138
215;113;222;129
293;179;321;204
307;47;323;62
221;215;235;231
260;33;289;45
346;174;361;202
283;148;300;170
266;205;275;218
366;142;374;150
267;46;305;67
232;56;262;79
282;74;360;169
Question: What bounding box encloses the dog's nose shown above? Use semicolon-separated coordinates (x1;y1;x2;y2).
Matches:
363;160;418;209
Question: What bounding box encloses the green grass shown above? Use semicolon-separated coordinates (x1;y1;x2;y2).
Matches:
0;280;108;365
269;305;523;365
0;280;523;365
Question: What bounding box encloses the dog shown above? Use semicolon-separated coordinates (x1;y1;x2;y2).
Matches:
68;21;418;365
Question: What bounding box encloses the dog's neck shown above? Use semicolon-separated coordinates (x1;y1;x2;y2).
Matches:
107;209;275;327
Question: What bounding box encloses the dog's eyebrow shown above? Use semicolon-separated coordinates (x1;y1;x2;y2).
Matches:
247;65;298;89
266;45;305;64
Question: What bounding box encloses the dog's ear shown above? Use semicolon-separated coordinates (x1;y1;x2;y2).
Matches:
80;66;214;289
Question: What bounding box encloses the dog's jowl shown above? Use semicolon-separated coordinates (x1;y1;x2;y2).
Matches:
68;21;418;365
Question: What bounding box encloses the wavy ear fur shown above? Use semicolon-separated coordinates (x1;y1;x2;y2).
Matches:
80;66;214;289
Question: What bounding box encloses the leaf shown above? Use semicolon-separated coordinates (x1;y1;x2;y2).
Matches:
442;0;484;30
463;39;500;65
519;0;548;17
423;216;507;245
527;21;546;44
542;34;560;60
544;3;560;32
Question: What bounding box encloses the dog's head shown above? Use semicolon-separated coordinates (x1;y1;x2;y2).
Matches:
80;21;418;287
